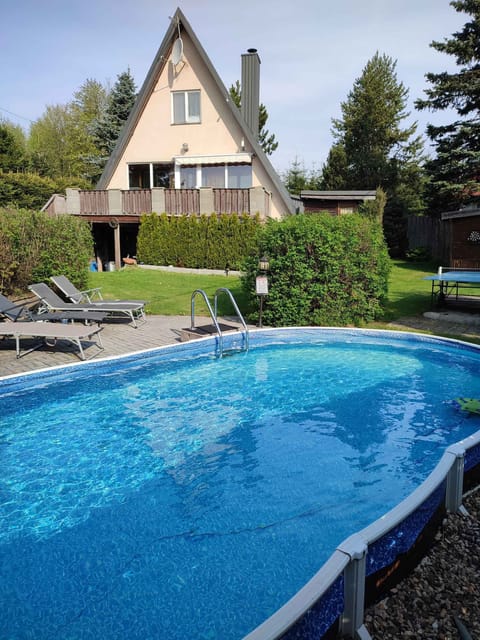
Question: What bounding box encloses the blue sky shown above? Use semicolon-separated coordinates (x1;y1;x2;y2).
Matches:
1;0;466;174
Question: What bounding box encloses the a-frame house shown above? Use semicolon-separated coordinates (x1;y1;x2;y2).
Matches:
46;8;294;269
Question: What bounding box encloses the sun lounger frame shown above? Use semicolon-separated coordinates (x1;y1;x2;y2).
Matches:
0;322;104;360
28;283;146;328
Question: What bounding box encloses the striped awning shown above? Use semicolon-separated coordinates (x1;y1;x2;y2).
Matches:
174;153;252;166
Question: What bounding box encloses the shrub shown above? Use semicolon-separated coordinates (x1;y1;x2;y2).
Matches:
0;171;90;211
241;214;390;327
136;212;260;269
0;207;93;294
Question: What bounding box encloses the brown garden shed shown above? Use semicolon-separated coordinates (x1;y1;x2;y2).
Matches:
442;206;480;268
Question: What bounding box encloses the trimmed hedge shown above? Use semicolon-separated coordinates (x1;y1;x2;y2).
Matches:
137;212;261;270
0;207;93;295
242;214;390;326
0;171;90;210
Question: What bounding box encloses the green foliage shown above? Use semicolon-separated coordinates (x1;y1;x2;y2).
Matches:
0;172;58;209
229;80;279;155
92;69;137;159
28;104;77;178
0;171;89;210
405;246;432;262
416;0;480;212
328;52;425;254
137;213;260;270
319;144;348;190
358;187;387;222
0;121;27;171
241;214;390;327
281;156;322;195
0;207;93;294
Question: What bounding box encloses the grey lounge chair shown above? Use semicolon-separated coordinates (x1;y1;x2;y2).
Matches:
0;321;103;360
50;275;145;305
0;292;106;325
29;283;146;328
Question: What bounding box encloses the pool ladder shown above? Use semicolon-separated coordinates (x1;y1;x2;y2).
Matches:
191;288;249;358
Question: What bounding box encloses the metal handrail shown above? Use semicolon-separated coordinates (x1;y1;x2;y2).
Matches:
191;289;223;357
214;287;249;352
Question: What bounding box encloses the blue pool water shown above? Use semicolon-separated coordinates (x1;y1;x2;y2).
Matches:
1;328;480;639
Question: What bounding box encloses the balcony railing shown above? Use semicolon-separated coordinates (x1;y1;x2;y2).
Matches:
46;186;270;219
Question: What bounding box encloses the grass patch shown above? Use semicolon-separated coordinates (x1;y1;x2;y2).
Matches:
379;260;435;321
88;261;437;321
88;267;250;316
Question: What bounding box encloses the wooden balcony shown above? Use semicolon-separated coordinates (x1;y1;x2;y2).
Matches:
43;186;271;219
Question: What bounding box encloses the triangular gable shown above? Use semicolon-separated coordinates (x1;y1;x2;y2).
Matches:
97;7;294;215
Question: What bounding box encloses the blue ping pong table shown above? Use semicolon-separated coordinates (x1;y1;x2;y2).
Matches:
424;268;480;306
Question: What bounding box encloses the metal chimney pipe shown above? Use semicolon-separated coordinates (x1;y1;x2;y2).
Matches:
241;48;261;140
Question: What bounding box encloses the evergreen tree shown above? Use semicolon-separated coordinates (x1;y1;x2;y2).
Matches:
281;157;309;195
229;81;279;155
281;157;322;196
330;52;425;254
70;79;109;183
0;120;27;172
92;69;137;159
320;144;348;190
416;0;480;212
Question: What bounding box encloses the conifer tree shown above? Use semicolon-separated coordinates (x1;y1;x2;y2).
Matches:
92;69;137;159
229;81;278;155
416;0;480;212
0;121;27;172
327;52;425;254
320;144;348;190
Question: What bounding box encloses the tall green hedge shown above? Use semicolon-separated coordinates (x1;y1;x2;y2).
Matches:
0;207;93;295
0;171;90;210
137;212;260;270
242;214;390;326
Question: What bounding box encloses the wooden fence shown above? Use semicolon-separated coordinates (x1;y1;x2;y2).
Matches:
407;215;450;263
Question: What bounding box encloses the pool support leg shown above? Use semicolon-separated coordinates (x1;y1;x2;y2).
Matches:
337;534;371;639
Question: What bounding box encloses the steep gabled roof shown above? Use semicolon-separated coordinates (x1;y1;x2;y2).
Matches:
97;8;294;215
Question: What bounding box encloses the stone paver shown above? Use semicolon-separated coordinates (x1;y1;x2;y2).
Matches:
388;311;480;341
0;315;206;378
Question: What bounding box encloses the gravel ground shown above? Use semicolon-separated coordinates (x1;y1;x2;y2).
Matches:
365;487;480;639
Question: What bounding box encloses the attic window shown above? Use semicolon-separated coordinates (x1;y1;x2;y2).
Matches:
172;90;201;124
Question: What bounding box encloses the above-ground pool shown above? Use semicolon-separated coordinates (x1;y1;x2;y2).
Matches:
1;328;480;639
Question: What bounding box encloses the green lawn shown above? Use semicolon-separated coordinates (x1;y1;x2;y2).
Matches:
379;259;435;321
88;261;436;321
88;267;250;316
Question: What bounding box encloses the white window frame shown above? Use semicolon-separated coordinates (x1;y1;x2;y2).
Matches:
174;162;253;189
171;90;201;124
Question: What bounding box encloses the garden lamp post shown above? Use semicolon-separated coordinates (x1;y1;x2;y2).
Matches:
256;255;269;328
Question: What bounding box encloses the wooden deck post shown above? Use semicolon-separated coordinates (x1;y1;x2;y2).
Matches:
114;224;121;271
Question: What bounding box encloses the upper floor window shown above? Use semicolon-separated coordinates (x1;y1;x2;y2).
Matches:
172;90;201;124
201;165;225;188
128;163;174;189
180;166;197;188
129;164;150;189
